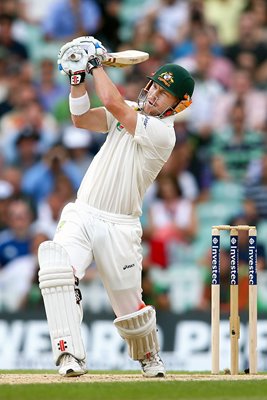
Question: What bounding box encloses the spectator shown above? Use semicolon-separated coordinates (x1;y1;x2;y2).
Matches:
7;126;41;172
145;174;197;268
211;99;264;182
34;57;69;114
1;166;23;198
0;64;31;118
245;154;267;219
145;0;190;45
21;144;82;203
234;200;262;233
62;125;94;176
172;115;210;194
1;98;59;163
205;155;244;204
0;0;18;18
163;139;200;201
0;83;38;142
175;26;234;89
132;32;172;78
0;13;29;62
16;0;55;25
0;198;34;268
203;0;247;46
42;0;101;42
171;0;207;60
35;175;76;239
212;68;267;132
172;21;223;59
141;268;171;311
0;52;11;104
121;73;147;103
224;12;267;76
245;0;267;42
0;231;49;312
95;0;122;51
0;180;14;231
186;50;225;135
144;137;200;209
130;18;154;54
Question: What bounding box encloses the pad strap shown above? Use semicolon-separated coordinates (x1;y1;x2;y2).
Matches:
114;306;160;360
38;241;86;365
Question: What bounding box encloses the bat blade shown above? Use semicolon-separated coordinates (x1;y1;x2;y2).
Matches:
68;50;149;68
102;50;149;68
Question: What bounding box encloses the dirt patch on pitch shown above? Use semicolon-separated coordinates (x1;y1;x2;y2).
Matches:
0;373;266;385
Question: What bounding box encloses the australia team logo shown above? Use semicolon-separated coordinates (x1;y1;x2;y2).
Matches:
158;72;174;87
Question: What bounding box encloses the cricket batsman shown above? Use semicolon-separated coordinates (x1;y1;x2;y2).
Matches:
38;36;194;377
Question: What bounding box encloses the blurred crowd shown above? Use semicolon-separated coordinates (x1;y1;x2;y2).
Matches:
1;0;267;315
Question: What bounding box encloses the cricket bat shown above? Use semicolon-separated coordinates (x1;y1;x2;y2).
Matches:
102;50;149;68
70;50;149;68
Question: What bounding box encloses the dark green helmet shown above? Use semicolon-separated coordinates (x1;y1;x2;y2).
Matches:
147;63;195;100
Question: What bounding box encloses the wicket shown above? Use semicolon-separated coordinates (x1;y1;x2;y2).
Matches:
211;225;257;375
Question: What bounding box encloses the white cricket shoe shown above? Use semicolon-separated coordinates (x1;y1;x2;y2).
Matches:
58;354;87;377
140;353;166;377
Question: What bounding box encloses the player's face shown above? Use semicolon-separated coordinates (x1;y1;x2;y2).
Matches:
144;82;178;116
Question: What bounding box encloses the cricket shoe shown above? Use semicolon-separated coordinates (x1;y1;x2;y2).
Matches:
59;354;87;377
140;353;166;377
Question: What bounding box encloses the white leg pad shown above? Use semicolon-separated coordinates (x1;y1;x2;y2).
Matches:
113;306;160;360
38;241;86;365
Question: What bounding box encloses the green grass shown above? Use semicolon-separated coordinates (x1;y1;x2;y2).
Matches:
1;371;267;400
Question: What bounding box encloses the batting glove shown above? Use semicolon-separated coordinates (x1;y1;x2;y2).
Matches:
72;36;106;75
85;55;102;75
58;42;88;85
175;94;192;113
72;36;107;62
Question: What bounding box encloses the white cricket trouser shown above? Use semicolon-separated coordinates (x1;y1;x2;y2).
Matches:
53;200;144;317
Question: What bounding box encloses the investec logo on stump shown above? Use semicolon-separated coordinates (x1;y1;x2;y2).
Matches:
211;236;220;285
230;236;238;285
248;236;257;285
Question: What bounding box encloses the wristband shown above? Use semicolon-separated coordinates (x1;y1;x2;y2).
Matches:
69;92;90;116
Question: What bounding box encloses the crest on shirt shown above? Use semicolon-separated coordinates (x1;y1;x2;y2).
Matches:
116;122;124;131
158;72;174;87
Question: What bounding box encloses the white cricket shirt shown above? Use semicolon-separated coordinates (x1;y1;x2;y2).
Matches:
77;102;176;216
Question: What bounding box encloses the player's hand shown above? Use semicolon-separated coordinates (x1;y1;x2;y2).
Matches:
58;42;88;85
72;36;107;61
86;55;103;75
176;94;192;113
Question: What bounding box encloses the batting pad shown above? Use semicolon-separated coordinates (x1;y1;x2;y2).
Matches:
38;241;86;365
113;306;160;360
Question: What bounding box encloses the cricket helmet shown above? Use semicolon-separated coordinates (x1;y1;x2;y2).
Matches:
147;63;195;101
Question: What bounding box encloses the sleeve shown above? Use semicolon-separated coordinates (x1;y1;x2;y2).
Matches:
133;114;176;162
103;107;116;132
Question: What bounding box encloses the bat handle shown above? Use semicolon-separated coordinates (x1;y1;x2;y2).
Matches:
69;53;82;61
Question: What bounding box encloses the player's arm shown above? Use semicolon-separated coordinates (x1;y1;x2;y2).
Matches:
58;37;109;133
71;65;138;135
90;67;138;135
70;83;108;133
58;37;137;135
